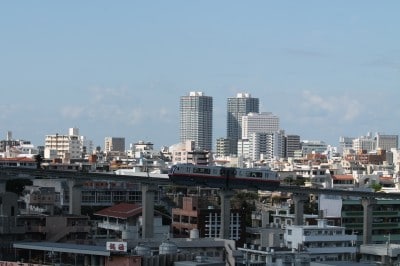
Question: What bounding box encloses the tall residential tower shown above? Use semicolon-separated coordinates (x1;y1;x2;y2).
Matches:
227;93;259;155
180;92;213;151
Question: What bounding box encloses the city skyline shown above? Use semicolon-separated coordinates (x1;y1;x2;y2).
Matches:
1;1;399;149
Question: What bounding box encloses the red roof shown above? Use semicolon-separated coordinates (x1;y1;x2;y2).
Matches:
0;157;35;162
332;174;354;181
94;203;142;219
379;176;395;184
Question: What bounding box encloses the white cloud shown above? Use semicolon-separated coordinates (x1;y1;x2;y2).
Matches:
127;108;144;125
60;106;86;119
300;90;363;123
88;86;130;104
0;104;21;119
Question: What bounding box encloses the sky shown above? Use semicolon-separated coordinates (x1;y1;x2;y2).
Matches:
0;1;399;150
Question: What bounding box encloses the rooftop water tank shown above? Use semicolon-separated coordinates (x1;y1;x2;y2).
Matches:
190;229;199;239
134;244;152;256
159;241;178;255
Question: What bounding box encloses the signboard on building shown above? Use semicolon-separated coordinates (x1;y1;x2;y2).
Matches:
106;241;127;252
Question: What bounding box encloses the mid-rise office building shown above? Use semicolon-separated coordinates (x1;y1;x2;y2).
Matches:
104;137;125;153
285;134;301;158
180;92;213;151
227;93;259;155
241;112;280;139
376;133;398;151
352;133;376;153
338;136;355;155
301;140;328;156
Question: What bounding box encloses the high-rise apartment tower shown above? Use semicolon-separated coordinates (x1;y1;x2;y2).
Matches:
180;92;213;151
227;93;259;155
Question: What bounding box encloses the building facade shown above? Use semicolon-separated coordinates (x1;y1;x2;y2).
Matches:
285;134;301;158
284;219;357;262
376;133;398;152
301;140;328;156
227;93;259;155
215;138;231;158
44;128;82;160
180;92;213;151
171;197;245;245
352;133;376;153
104;137;125;153
342;199;400;244
249;131;285;162
241;112;280;139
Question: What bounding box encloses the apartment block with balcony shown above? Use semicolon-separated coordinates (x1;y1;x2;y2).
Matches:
44;128;83;160
284;219;356;262
171;140;210;165
94;203;169;241
342;199;400;245
172;196;246;246
17;215;91;243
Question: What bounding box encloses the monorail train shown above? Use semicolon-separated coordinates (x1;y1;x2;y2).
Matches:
168;164;280;190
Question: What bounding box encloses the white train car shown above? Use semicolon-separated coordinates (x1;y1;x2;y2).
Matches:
168;164;280;190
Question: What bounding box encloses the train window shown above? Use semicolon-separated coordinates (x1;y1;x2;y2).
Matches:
193;167;211;174
248;172;262;178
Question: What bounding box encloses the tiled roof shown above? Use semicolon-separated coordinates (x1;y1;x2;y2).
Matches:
379;176;395;184
94;203;142;219
0;157;35;162
332;174;354;180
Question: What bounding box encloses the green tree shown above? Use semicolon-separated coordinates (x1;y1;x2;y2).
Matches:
6;179;32;195
370;183;382;192
34;154;43;169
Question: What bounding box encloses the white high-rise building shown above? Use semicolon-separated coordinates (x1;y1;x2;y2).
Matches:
180;92;213;151
227;93;259;155
249;130;285;162
242;112;280;139
237;139;250;160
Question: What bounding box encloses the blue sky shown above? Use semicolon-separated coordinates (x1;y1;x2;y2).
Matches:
0;1;399;149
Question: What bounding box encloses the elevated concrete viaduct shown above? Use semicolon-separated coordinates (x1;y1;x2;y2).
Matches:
2;167;400;244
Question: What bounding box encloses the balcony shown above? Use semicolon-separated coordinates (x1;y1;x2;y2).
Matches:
25;225;47;233
306;246;357;254
303;235;357;242
98;221;137;233
0;225;25;234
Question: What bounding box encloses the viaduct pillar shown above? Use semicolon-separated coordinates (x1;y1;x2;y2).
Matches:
68;179;82;215
361;197;377;245
141;183;157;239
292;193;308;226
219;189;235;239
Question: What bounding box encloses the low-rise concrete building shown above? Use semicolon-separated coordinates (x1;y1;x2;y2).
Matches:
284;219;357;262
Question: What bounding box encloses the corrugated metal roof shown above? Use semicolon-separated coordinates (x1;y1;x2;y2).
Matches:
13;242;111;256
94;202;142;219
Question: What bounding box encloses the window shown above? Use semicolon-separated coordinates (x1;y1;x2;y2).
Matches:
288;229;292;235
193;167;211;174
